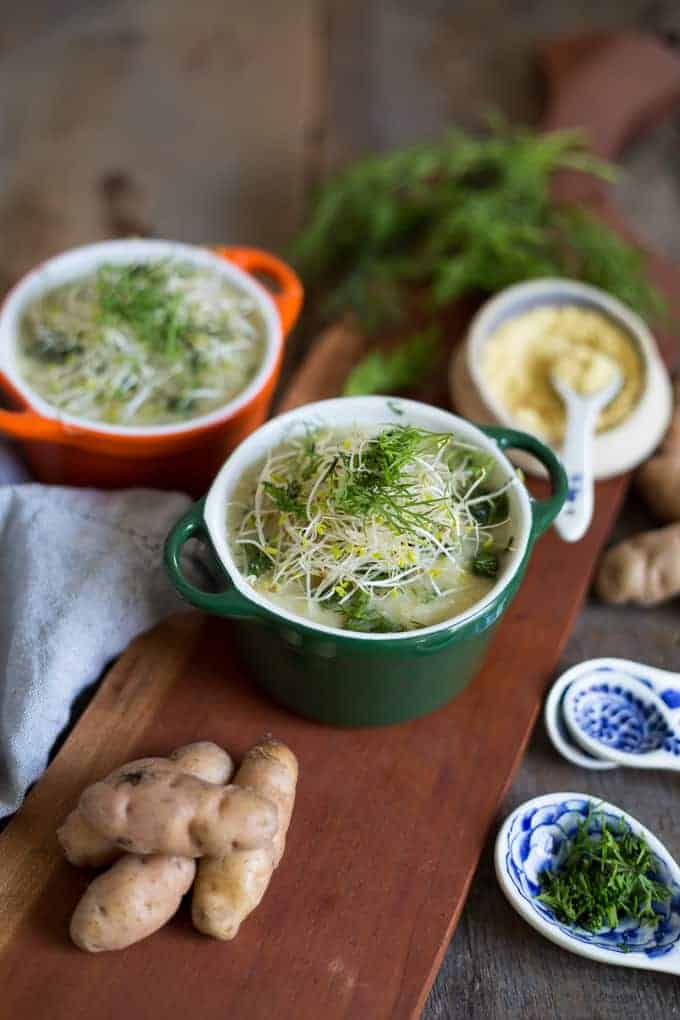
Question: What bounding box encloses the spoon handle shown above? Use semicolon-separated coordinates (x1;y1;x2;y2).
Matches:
554;401;597;543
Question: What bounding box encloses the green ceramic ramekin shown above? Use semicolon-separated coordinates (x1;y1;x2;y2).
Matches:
164;396;567;727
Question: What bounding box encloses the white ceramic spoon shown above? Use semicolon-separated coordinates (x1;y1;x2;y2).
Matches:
496;793;680;974
563;672;680;771
543;663;618;771
552;365;622;542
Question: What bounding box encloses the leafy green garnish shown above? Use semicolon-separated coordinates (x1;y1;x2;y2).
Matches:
97;262;190;356
538;810;671;933
26;324;83;363
555;208;667;323
293;117;664;393
342;326;441;396
245;546;272;577
471;552;499;578
469;491;509;527
335;588;402;633
332;426;449;530
165;394;197;415
262;479;304;516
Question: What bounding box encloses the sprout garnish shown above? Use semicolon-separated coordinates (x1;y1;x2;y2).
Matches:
232;425;514;633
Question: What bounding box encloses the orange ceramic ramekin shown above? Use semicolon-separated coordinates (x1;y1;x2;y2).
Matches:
0;239;303;494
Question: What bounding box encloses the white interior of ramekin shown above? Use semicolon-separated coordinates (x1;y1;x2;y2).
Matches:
0;239;282;436
465;278;673;480
203;395;533;641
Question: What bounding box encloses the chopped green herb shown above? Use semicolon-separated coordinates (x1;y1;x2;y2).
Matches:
331;426;449;531
165;394;197;414
262;479;305;516
97;262;190;356
538;809;671;933
335;588;402;633
26;324;83;363
471;552;499;578
469;491;509;527
245;545;273;577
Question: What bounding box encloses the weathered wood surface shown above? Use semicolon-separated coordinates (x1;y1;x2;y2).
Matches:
2;3;680;1019
0;0;322;293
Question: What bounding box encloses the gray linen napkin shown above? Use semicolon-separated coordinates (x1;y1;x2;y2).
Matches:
0;444;192;816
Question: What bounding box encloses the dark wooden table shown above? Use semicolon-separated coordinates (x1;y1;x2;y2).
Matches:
2;3;680;1017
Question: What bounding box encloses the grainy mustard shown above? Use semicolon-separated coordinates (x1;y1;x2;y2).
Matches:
481;305;643;442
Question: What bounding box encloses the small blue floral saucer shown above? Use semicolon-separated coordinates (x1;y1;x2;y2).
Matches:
495;793;680;973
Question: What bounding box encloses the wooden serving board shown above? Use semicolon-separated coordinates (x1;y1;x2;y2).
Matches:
2;32;680;1020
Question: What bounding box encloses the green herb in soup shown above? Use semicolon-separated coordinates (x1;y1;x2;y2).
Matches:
18;259;266;426
229;425;514;633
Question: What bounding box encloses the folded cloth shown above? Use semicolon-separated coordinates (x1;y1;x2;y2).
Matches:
0;483;192;817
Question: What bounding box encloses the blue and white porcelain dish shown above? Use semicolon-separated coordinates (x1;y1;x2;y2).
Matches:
563;670;680;770
544;664;617;771
544;657;680;770
495;793;680;973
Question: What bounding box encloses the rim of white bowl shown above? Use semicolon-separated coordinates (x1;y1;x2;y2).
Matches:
495;792;680;967
201;395;534;641
0;238;283;437
465;277;673;480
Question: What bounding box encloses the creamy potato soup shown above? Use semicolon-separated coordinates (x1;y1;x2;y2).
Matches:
228;424;514;633
17;259;266;426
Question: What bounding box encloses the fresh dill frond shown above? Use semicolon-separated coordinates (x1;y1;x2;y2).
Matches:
97;261;191;355
538;809;671;933
343;326;441;396
293;117;664;395
555;208;667;323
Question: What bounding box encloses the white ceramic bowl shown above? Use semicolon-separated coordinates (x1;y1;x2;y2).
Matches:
450;278;673;479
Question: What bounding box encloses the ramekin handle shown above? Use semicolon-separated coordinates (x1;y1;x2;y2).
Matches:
164;500;263;620
212;246;303;338
481;425;568;538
